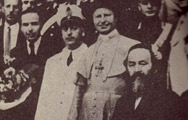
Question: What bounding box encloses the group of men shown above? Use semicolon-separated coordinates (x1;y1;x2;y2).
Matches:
0;0;187;120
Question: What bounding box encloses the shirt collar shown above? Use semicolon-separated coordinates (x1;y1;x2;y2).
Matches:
26;37;42;47
63;43;87;59
4;21;19;29
98;29;119;41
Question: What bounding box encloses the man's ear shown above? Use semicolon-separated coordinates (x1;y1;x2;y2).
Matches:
82;32;85;37
138;5;141;11
80;27;85;37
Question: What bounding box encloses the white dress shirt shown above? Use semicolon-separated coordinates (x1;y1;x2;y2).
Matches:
3;22;19;52
26;37;42;55
134;97;142;110
35;43;88;120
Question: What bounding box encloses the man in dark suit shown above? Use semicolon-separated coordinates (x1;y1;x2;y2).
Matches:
13;7;63;101
0;0;22;74
0;8;62;120
112;44;180;120
12;7;63;68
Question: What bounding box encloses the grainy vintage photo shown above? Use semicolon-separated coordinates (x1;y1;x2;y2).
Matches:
0;0;187;120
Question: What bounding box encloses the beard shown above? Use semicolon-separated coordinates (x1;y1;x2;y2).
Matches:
130;72;150;97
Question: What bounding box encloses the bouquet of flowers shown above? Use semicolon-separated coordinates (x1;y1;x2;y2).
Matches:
0;56;38;103
0;68;31;102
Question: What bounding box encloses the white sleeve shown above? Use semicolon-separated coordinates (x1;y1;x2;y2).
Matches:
34;60;54;120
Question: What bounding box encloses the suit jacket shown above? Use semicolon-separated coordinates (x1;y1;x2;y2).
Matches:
112;89;180;120
1;32;63;120
0;21;24;74
11;22;63;69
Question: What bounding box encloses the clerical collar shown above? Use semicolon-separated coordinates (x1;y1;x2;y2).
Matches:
98;29;119;41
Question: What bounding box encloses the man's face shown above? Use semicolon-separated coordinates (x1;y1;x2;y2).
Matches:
21;0;37;11
138;0;159;17
127;48;152;93
21;12;41;42
93;8;116;34
3;0;21;25
61;24;83;49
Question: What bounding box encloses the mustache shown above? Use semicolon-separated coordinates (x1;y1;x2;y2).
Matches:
66;37;75;40
26;32;36;36
131;72;145;82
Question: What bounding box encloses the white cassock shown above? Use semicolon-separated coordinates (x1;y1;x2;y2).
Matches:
35;43;88;120
169;12;188;96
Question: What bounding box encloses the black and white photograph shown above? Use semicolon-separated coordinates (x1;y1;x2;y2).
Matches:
0;0;187;120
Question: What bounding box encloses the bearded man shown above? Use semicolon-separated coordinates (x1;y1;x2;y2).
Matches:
112;44;180;120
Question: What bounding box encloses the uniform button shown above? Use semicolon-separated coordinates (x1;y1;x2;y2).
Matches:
50;33;54;36
62;92;64;94
51;25;54;29
60;102;63;104
93;98;96;100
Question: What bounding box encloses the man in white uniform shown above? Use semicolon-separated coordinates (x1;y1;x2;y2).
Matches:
35;5;88;120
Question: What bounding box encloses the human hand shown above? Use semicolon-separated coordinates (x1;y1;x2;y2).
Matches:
151;44;162;60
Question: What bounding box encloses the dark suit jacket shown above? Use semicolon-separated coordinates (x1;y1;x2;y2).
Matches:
112;89;180;120
11;22;63;68
180;90;188;120
0;27;63;120
0;21;24;74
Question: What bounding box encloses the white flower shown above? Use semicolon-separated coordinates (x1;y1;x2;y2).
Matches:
3;55;16;65
4;67;16;79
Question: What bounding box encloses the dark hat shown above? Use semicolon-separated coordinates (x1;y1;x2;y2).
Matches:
81;0;123;20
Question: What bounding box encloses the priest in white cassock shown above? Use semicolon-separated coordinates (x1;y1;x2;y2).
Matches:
71;2;140;120
34;4;88;120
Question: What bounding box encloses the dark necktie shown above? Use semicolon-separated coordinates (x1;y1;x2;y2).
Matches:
4;26;11;56
29;41;35;56
67;52;73;66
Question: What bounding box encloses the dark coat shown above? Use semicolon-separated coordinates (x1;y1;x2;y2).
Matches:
11;22;63;69
112;89;180;120
0;21;24;74
180;90;188;120
0;22;64;120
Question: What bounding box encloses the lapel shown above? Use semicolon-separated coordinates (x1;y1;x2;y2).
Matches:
0;21;22;57
34;36;43;56
14;38;29;58
0;21;5;57
122;94;137;120
133;91;154;120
